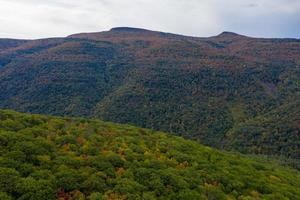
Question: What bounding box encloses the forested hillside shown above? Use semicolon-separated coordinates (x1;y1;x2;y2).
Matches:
0;110;299;200
0;27;299;158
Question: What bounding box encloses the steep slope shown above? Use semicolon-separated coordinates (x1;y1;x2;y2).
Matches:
0;109;299;200
0;38;28;67
0;39;28;51
224;99;300;158
0;28;299;158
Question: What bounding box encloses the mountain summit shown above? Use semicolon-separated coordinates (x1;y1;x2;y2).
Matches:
218;31;244;36
110;27;152;33
214;31;248;40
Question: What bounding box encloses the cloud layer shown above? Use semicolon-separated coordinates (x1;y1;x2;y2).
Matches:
0;0;299;39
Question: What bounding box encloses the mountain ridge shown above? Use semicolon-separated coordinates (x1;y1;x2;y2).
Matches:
0;27;299;159
2;28;300;44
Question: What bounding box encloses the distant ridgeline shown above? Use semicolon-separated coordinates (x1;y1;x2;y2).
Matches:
0;27;299;159
0;109;299;199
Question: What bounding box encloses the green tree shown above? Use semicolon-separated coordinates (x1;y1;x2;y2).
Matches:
0;192;13;200
16;177;56;200
82;173;107;193
0;167;20;194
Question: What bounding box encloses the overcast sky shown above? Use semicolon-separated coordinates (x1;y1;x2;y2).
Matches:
0;0;299;39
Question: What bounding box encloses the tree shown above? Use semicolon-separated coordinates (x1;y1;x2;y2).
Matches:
16;177;56;200
88;193;105;200
0;167;20;194
0;192;13;200
82;173;107;193
55;166;85;191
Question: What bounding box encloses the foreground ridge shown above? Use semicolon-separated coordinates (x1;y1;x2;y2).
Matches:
0;109;299;199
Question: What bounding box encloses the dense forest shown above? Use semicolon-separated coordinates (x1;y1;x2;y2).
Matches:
0;27;299;159
0;109;300;200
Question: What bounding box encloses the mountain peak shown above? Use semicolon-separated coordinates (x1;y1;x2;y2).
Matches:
216;31;246;38
110;27;151;33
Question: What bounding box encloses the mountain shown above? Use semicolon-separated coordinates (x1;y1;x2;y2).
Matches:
0;27;299;159
0;109;299;199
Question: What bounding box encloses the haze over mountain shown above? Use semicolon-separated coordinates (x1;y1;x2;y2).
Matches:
0;27;299;159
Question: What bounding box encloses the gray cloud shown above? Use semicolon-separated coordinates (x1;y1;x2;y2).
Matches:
0;0;299;39
246;3;259;8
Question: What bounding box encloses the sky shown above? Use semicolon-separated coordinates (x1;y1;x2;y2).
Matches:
0;0;299;39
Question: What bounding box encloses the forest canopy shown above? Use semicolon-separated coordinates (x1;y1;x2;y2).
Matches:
0;110;299;200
